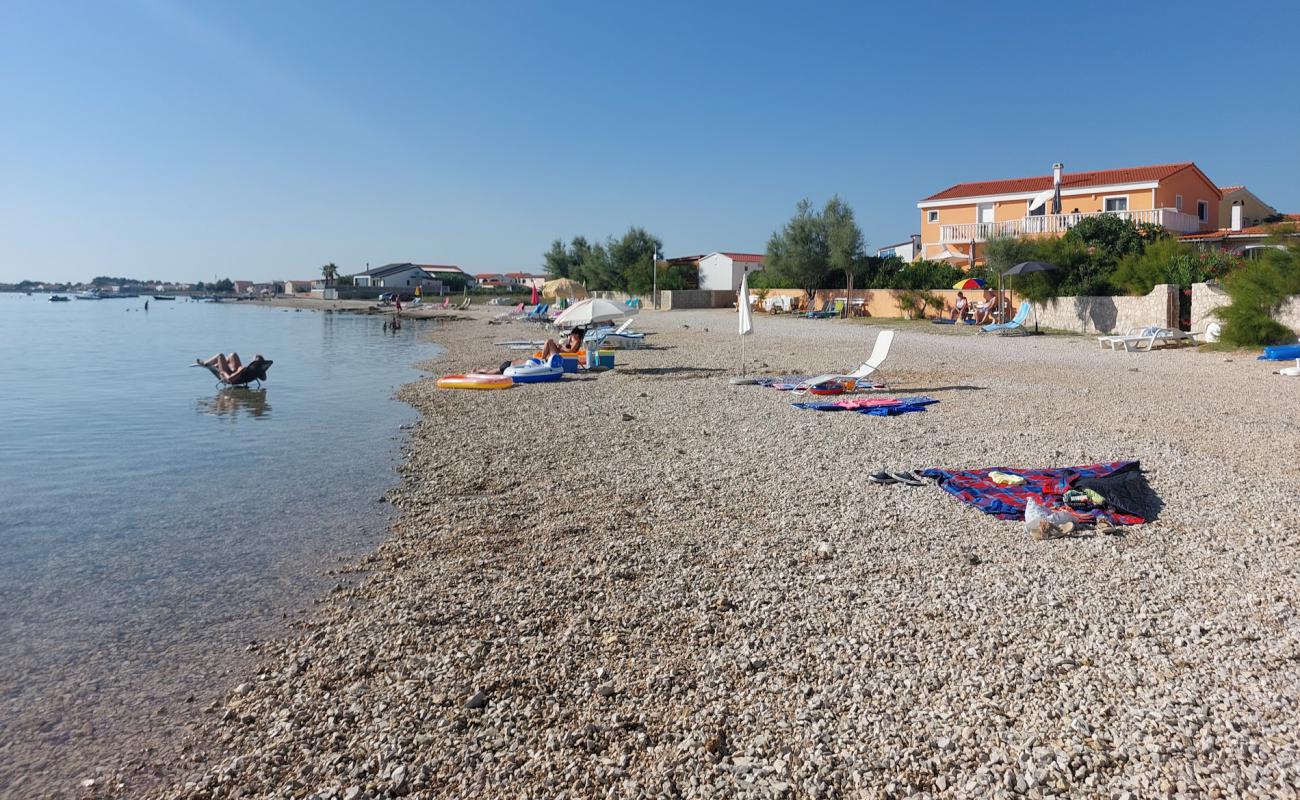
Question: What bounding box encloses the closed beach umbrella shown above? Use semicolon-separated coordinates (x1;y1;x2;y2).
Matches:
542;278;588;300
1003;261;1059;333
952;277;987;290
738;269;754;375
530;283;538;305
552;298;631;328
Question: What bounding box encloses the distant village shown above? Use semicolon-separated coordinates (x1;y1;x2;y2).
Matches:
1;264;552;298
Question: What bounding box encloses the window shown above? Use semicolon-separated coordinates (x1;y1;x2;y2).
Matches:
1175;194;1183;211
927;210;938;223
1197;200;1209;222
1103;196;1129;212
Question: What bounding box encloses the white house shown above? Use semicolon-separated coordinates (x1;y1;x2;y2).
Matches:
876;236;920;262
697;252;764;291
353;263;469;291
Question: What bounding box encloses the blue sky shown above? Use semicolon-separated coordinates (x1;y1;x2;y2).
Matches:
3;0;1298;283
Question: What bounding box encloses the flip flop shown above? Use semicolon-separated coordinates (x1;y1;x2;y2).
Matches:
868;471;896;485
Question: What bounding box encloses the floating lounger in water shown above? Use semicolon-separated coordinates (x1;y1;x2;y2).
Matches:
436;374;514;390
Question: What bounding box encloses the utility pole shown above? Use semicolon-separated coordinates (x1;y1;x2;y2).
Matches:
652;248;659;310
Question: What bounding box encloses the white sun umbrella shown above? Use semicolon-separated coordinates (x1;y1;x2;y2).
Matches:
551;297;632;329
737;269;754;375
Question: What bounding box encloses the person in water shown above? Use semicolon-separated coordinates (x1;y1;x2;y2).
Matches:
197;352;266;383
482;327;586;374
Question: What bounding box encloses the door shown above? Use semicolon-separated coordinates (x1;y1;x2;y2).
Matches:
977;203;995;238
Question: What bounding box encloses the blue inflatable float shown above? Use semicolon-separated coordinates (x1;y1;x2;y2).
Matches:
1259;344;1300;361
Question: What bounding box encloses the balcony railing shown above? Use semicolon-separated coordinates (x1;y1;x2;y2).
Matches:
939;208;1204;243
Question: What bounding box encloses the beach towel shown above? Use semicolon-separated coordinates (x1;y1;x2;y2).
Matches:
920;461;1146;525
791;396;938;416
753;375;886;391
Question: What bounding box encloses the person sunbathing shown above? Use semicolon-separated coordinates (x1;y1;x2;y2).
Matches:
479;327;586;374
972;290;997;325
197;352;266;383
950;291;969;322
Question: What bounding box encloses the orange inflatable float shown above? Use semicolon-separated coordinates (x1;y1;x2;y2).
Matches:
435;374;514;390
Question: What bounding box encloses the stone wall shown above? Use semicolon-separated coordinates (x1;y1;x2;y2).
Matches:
1278;297;1300;334
1189;282;1230;334
1031;285;1177;334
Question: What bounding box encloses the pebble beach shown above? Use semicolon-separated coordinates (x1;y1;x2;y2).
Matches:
100;307;1299;799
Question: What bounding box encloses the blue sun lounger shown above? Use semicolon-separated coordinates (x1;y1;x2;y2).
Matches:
979;301;1032;335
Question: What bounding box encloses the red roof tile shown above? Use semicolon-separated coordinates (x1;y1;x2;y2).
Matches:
1218;185;1245;194
720;252;765;262
1178;216;1300;240
922;162;1212;202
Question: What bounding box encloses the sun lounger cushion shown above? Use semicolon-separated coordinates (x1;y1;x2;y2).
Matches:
920;460;1146;525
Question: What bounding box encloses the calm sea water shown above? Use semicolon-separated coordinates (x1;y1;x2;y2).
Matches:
0;293;442;795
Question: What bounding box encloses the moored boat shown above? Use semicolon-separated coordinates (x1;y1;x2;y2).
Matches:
74;290;103;300
49;295;70;302
152;295;177;301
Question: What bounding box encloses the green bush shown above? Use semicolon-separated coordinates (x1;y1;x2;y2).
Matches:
1214;248;1300;346
896;289;944;318
1113;239;1244;294
868;258;964;290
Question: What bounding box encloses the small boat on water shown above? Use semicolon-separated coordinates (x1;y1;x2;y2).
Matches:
152;295;177;301
49;295;70;302
74;290;103;300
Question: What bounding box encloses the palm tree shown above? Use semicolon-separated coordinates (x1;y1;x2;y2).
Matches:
321;262;338;287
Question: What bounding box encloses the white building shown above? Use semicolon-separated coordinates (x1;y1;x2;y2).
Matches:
697;252;764;291
353;263;469;291
876;236;920;262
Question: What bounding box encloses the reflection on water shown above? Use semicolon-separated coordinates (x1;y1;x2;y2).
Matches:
197;387;272;419
0;295;444;796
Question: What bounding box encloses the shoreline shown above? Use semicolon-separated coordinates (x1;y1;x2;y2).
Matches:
101;308;1300;798
0;299;439;800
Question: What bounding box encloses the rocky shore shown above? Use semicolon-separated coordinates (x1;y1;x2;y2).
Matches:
99;308;1299;799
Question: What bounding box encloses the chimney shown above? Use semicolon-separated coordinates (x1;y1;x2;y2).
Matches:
1053;162;1063;187
1231;202;1243;231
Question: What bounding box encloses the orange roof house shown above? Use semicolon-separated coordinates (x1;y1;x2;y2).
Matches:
916;162;1221;266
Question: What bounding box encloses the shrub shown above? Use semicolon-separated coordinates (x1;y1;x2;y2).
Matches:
896;289;944;318
1213;248;1300;346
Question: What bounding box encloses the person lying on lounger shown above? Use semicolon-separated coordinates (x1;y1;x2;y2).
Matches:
479;327;587;374
197;352;267;384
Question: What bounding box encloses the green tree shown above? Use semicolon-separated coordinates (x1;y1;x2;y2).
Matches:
610;227;663;294
1214;247;1300;346
824;196;865;313
573;242;617;290
212;278;235;293
336;274;355;286
766;198;830;301
983;236;1038;278
320;263;338;286
543;239;573;279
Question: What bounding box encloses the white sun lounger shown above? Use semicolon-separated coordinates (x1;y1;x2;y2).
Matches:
794;329;895;392
1099;326;1199;352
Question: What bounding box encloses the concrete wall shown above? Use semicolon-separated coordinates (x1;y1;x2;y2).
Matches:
1031;285;1176;334
747;288;1018;319
591;290;651;306
660;289;736;310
